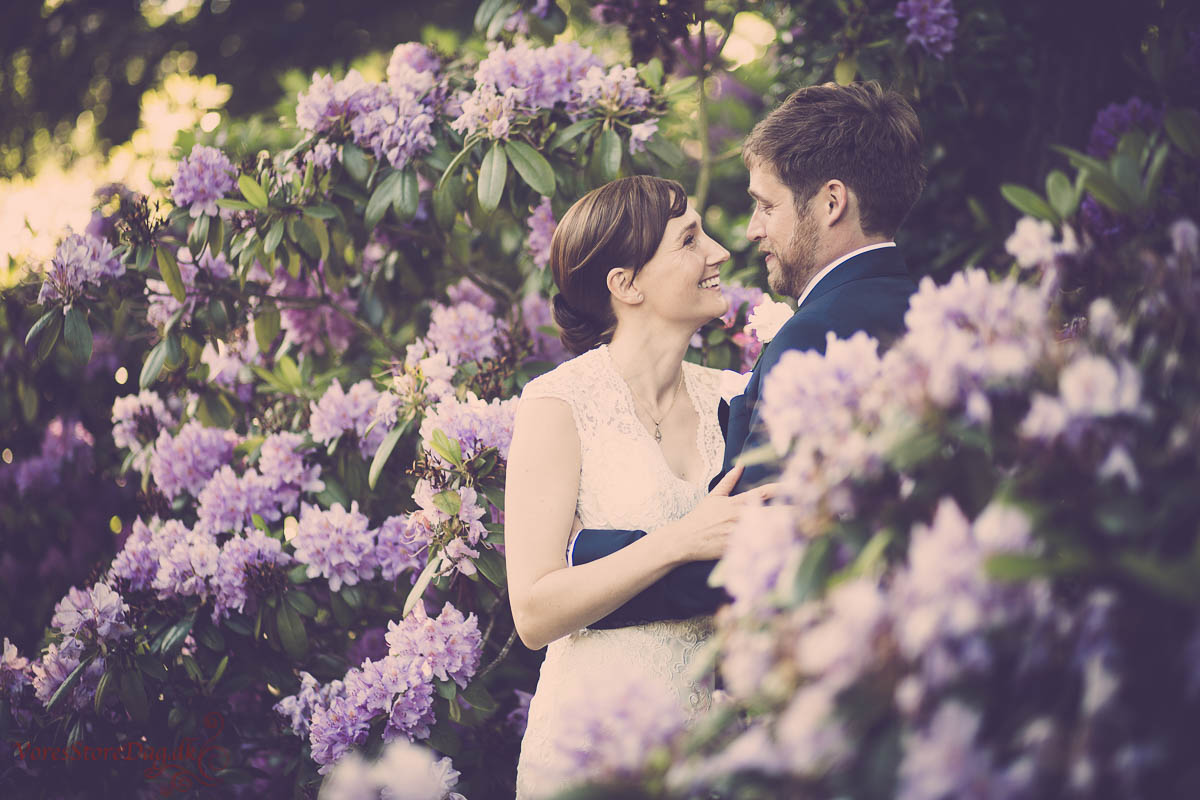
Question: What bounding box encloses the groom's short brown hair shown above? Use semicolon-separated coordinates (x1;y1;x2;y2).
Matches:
743;81;926;239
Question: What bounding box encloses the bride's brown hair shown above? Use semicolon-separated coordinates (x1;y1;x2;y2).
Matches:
549;175;688;355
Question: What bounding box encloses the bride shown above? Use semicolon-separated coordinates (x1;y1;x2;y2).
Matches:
505;175;770;798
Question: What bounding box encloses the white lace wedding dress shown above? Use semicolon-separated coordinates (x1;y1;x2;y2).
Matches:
514;344;728;799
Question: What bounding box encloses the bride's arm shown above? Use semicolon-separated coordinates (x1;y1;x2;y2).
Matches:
504;396;694;650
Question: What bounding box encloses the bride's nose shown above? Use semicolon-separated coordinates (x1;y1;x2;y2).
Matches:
707;239;730;265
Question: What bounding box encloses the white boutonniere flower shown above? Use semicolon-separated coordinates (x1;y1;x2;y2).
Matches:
744;298;793;344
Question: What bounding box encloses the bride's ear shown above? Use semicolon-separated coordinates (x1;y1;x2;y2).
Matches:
606;267;643;306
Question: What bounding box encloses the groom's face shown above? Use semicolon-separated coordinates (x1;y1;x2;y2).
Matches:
747;162;821;298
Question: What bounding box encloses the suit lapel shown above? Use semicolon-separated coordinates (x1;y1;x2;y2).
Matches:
722;247;911;472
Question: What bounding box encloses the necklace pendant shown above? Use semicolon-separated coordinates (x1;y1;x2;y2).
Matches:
654;424;663;443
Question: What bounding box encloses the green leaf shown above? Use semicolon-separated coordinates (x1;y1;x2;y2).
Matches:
254;306;281;353
481;485;505;512
340;585;362;609
506;139;556;196
664;75;697;96
63;306;93;363
644;133;685;168
285;590;317;617
208;214;225;254
342;143;370;184
432;489;462;517
215;198;255;211
393;168;419;221
47;653;93;712
478;141;508;213
985;550;1091;581
134;243;154;271
304;215;330;262
1164;107;1200;158
1110;153;1142;206
638;57;664;89
238;174;269;209
1045;170;1077;220
119;669;150;723
425;718;461;756
367;170;403;229
303;203;338;220
139;340;168;389
436;679;457;701
330;590;355;627
999;184;1059;225
487;1;519;38
834;54;858;85
792;536;833;603
460;682;498;713
287;215;320;260
206;654;230;692
277;354;302;388
549;118;598;151
195;623;226;652
404;554;442;616
188;213;210;257
474;548;507;589
264;217;285;256
433;179;458;229
1080;168;1133;214
158;609;197;655
369;418;411;490
437;139;478;192
33;312;62;364
430;428;464;467
156;245;186;303
25;309;58;346
595;128;622;181
94;666;114;714
135;653;170;683
473;0;504;32
276;601;308;660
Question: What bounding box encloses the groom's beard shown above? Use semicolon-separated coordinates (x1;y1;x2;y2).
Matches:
769;206;822;298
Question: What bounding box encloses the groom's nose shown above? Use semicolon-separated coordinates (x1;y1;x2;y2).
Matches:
746;208;764;241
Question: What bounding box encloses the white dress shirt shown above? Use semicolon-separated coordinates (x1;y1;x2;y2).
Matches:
796;241;897;307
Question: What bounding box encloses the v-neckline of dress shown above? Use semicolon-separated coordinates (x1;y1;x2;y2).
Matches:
598;344;711;489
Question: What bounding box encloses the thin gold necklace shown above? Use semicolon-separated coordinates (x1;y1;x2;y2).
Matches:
630;370;685;443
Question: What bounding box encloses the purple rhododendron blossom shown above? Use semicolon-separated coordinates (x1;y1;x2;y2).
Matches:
376;514;431;581
36;228;124;305
309;379;387;459
212;529;293;619
50;581;130;642
150;421;236;500
526;196;556;271
385;601;483;688
895;0;958;60
1087;97;1161;159
31;638;104;711
423;301;502;366
291;502;377;592
172;144;237;217
419;393;518;465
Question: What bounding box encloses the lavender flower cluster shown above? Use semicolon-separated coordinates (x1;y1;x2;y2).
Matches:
309;379;387;459
419;393;518;466
291;502;378;593
526;196;556;271
36;229;124;306
895;0;958;60
264;265;357;355
3;416;94;496
172;144;237;218
453;40;641;139
318;739;464;800
282;602;480;772
149;420;237;500
296;42;442;170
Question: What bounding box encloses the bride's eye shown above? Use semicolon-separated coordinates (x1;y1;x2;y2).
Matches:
683;234;696;247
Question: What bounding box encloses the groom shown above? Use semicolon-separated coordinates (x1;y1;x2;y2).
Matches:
572;80;926;626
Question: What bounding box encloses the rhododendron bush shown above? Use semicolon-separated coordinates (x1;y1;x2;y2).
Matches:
3;1;1199;798
0;7;773;795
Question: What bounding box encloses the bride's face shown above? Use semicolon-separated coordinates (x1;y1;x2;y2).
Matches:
631;203;730;327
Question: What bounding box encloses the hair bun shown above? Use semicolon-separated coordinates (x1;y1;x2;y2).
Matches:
552;293;607;355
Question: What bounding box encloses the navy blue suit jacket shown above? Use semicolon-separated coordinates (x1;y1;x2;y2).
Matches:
575;246;917;628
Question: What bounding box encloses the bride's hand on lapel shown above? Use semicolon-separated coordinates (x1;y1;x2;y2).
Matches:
657;465;757;562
